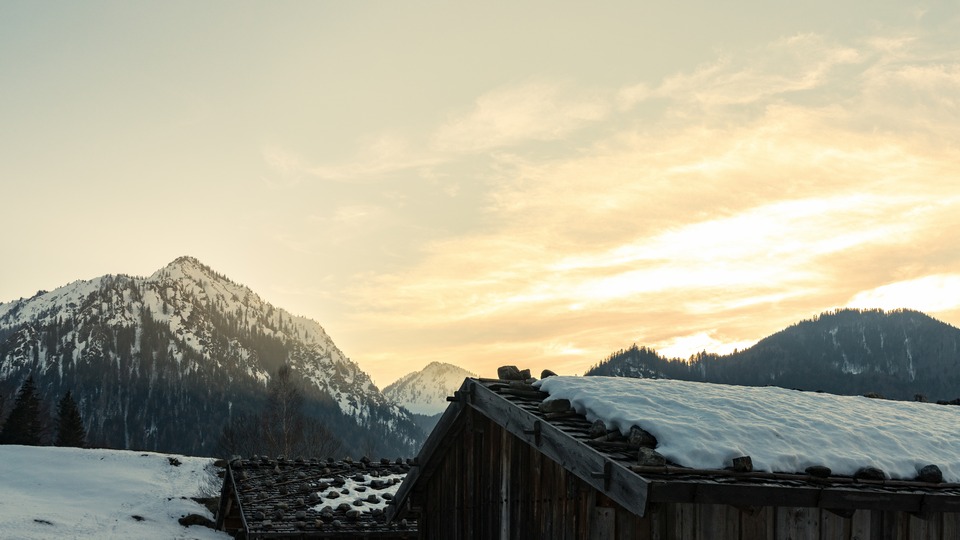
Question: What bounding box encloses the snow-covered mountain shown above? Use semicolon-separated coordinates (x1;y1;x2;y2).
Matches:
0;256;423;456
383;361;476;416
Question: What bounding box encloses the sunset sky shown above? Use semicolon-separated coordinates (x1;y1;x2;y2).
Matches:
3;2;960;387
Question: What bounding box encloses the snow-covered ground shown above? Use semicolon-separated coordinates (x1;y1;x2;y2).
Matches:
0;445;230;540
536;376;960;482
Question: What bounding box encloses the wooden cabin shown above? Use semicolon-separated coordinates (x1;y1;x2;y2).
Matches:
386;374;960;539
216;455;417;539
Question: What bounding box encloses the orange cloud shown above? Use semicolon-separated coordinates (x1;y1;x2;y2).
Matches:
330;30;960;385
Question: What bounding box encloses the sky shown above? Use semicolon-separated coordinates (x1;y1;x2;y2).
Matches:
2;1;960;387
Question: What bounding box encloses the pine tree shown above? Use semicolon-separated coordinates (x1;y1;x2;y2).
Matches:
263;364;305;458
217;364;343;459
55;391;86;448
0;376;44;446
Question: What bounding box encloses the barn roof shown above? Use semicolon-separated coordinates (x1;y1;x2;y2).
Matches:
537;376;960;482
217;455;417;538
388;374;960;521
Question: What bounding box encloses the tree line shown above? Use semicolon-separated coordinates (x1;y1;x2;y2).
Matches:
0;375;86;447
217;364;343;459
0;364;345;459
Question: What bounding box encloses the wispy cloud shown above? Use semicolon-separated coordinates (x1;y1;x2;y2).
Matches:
261;145;308;188
261;82;611;186
431;82;610;153
307;134;444;182
645;34;861;109
341;27;960;382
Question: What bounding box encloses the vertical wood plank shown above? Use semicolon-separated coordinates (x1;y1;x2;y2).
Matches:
510;433;522;540
724;504;741;540
677;503;697;540
697;504;721;540
542;453;554;540
908;512;940;540
617;506;643;540
943;512;960;540
464;409;475;540
879;511;908;540
449;441;458;540
776;507;819;540
531;444;541;539
664;502;682;539
499;427;510;540
579;484;592;540
820;509;851;540
741;506;774;540
491;417;502;540
649;503;669;540
849;509;871;540
590;507;616;540
526;441;537;540
482;417;495;539
515;438;526;539
564;468;576;540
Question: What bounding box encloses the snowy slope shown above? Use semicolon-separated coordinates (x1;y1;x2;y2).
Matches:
383;362;476;415
0;256;422;456
0;445;229;540
536;376;960;482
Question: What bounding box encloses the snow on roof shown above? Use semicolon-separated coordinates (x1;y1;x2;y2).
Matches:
309;471;406;514
224;456;413;535
535;376;960;482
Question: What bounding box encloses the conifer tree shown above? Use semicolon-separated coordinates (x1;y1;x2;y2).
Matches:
55;391;86;448
0;376;44;446
217;364;343;459
263;364;305;458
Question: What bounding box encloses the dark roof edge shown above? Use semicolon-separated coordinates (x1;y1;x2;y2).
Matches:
215;462;250;533
647;478;960;513
467;379;649;515
388;378;650;520
386;378;470;522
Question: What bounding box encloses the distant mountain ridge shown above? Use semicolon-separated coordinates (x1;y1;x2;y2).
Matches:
383;361;476;416
587;309;960;401
0;256;423;456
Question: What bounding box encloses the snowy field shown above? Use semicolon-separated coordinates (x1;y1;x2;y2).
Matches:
0;445;230;540
536;376;960;482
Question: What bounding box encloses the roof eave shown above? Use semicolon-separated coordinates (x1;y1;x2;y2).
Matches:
389;378;651;520
387;379;471;522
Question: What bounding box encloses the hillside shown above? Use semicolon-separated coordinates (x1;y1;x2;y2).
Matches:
0;256;423;456
587;309;960;401
0;445;227;539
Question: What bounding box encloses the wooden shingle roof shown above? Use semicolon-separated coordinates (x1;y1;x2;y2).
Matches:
218;455;417;539
389;376;960;521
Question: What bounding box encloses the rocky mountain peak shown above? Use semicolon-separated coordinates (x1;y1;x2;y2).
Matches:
0;257;423;456
383;362;476;416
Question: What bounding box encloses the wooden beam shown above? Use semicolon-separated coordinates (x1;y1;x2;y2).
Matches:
819;489;923;513
468;380;650;517
387;381;469;523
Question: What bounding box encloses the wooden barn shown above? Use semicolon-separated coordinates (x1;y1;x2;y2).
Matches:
216;455;417;539
386;370;960;539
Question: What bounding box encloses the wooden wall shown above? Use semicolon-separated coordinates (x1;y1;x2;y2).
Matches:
414;408;960;540
607;502;960;540
417;409;598;539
